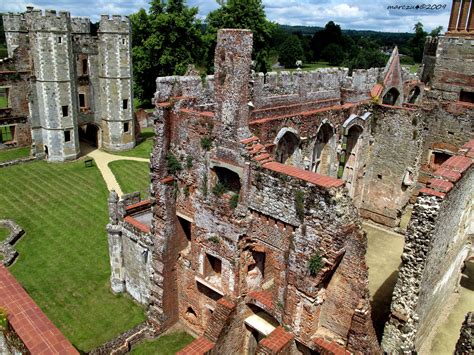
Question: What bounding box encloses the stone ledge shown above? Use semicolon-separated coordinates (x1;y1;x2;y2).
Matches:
0;219;25;266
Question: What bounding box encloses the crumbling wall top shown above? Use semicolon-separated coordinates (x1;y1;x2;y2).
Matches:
2;13;27;32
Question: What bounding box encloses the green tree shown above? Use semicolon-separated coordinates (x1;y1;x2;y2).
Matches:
321;43;346;66
278;35;304;68
429;26;443;37
130;0;202;106
310;21;344;61
204;0;273;73
408;22;427;62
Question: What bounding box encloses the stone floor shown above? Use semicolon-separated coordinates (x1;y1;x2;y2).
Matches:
364;222;474;354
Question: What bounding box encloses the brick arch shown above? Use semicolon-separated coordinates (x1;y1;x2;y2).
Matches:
274;127;301;166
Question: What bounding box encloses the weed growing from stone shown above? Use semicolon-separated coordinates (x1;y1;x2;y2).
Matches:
308;252;324;276
166;152;182;175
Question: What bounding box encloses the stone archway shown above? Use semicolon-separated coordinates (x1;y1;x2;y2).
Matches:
312;123;335;175
274;128;300;166
342;125;363;196
79;122;101;148
407;86;421;104
382;87;400;106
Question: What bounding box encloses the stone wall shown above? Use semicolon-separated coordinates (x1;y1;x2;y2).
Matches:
455;312;473;354
107;191;153;305
382;142;473;352
424;35;474;101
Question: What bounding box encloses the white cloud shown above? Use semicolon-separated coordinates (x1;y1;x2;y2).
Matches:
0;0;451;32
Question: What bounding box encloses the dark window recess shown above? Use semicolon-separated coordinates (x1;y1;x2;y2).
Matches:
214;167;241;193
460;90;474;103
205;254;222;278
58;37;62;44
433;152;451;166
122;38;126;45
79;94;86;108
62;105;68;117
123;122;130;133
82;58;88;75
377;174;383;180
122;99;128;109
178;216;192;241
64;130;71;142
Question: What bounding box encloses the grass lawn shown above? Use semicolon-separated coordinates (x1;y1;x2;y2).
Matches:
0;95;7;108
405;64;420;74
0;227;9;242
0;147;30;163
131;332;194;355
0;160;145;352
109;160;150;198
111;128;154;159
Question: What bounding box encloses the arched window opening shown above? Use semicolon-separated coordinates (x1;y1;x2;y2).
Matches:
407;86;421;104
275;131;300;165
312;123;334;174
382;87;400;106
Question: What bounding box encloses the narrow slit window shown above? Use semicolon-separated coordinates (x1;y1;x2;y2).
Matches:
64;130;71;142
82;58;88;75
123;122;130;133
122;99;128;110
79;94;85;108
62;105;69;117
58;36;62;44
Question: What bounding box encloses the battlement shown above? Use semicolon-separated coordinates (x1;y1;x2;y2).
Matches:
24;9;71;32
71;17;91;34
2;13;27;32
98;15;130;33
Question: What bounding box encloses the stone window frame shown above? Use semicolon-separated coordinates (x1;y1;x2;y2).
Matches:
64;130;72;143
0;86;12;109
0;124;16;143
123;122;130;133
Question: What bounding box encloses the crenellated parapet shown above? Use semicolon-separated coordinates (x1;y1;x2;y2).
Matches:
24;9;71;32
98;15;130;34
71;17;91;34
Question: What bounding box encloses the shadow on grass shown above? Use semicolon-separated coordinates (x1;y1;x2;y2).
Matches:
139;130;155;141
371;269;399;341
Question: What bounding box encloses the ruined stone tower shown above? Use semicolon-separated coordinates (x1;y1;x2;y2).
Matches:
1;7;135;160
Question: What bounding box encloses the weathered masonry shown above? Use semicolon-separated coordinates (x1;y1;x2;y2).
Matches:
1;7;135;161
108;1;473;353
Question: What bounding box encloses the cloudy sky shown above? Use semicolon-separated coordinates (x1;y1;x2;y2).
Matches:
1;0;451;32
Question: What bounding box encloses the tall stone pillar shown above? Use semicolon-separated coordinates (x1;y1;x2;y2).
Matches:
214;29;253;143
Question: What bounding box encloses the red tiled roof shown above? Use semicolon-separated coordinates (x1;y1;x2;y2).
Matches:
217;298;236;310
0;265;78;355
433;167;462;182
125;199;151;211
248;290;273;311
176;336;215;355
428;178;454;193
314;337;350;355
442;155;472;173
419;187;446;199
124;216;151;233
262;161;344;189
259;326;294;352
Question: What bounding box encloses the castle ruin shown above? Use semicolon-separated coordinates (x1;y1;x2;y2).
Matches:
0;7;135;161
106;2;473;352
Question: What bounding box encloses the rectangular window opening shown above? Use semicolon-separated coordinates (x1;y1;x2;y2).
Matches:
64;130;71;142
0;126;14;143
62;105;69;117
178;216;192;241
123;122;130;133
122;99;128;110
58;36;62;44
204;254;222;285
79;94;86;108
0;88;9;108
460;90;474;103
